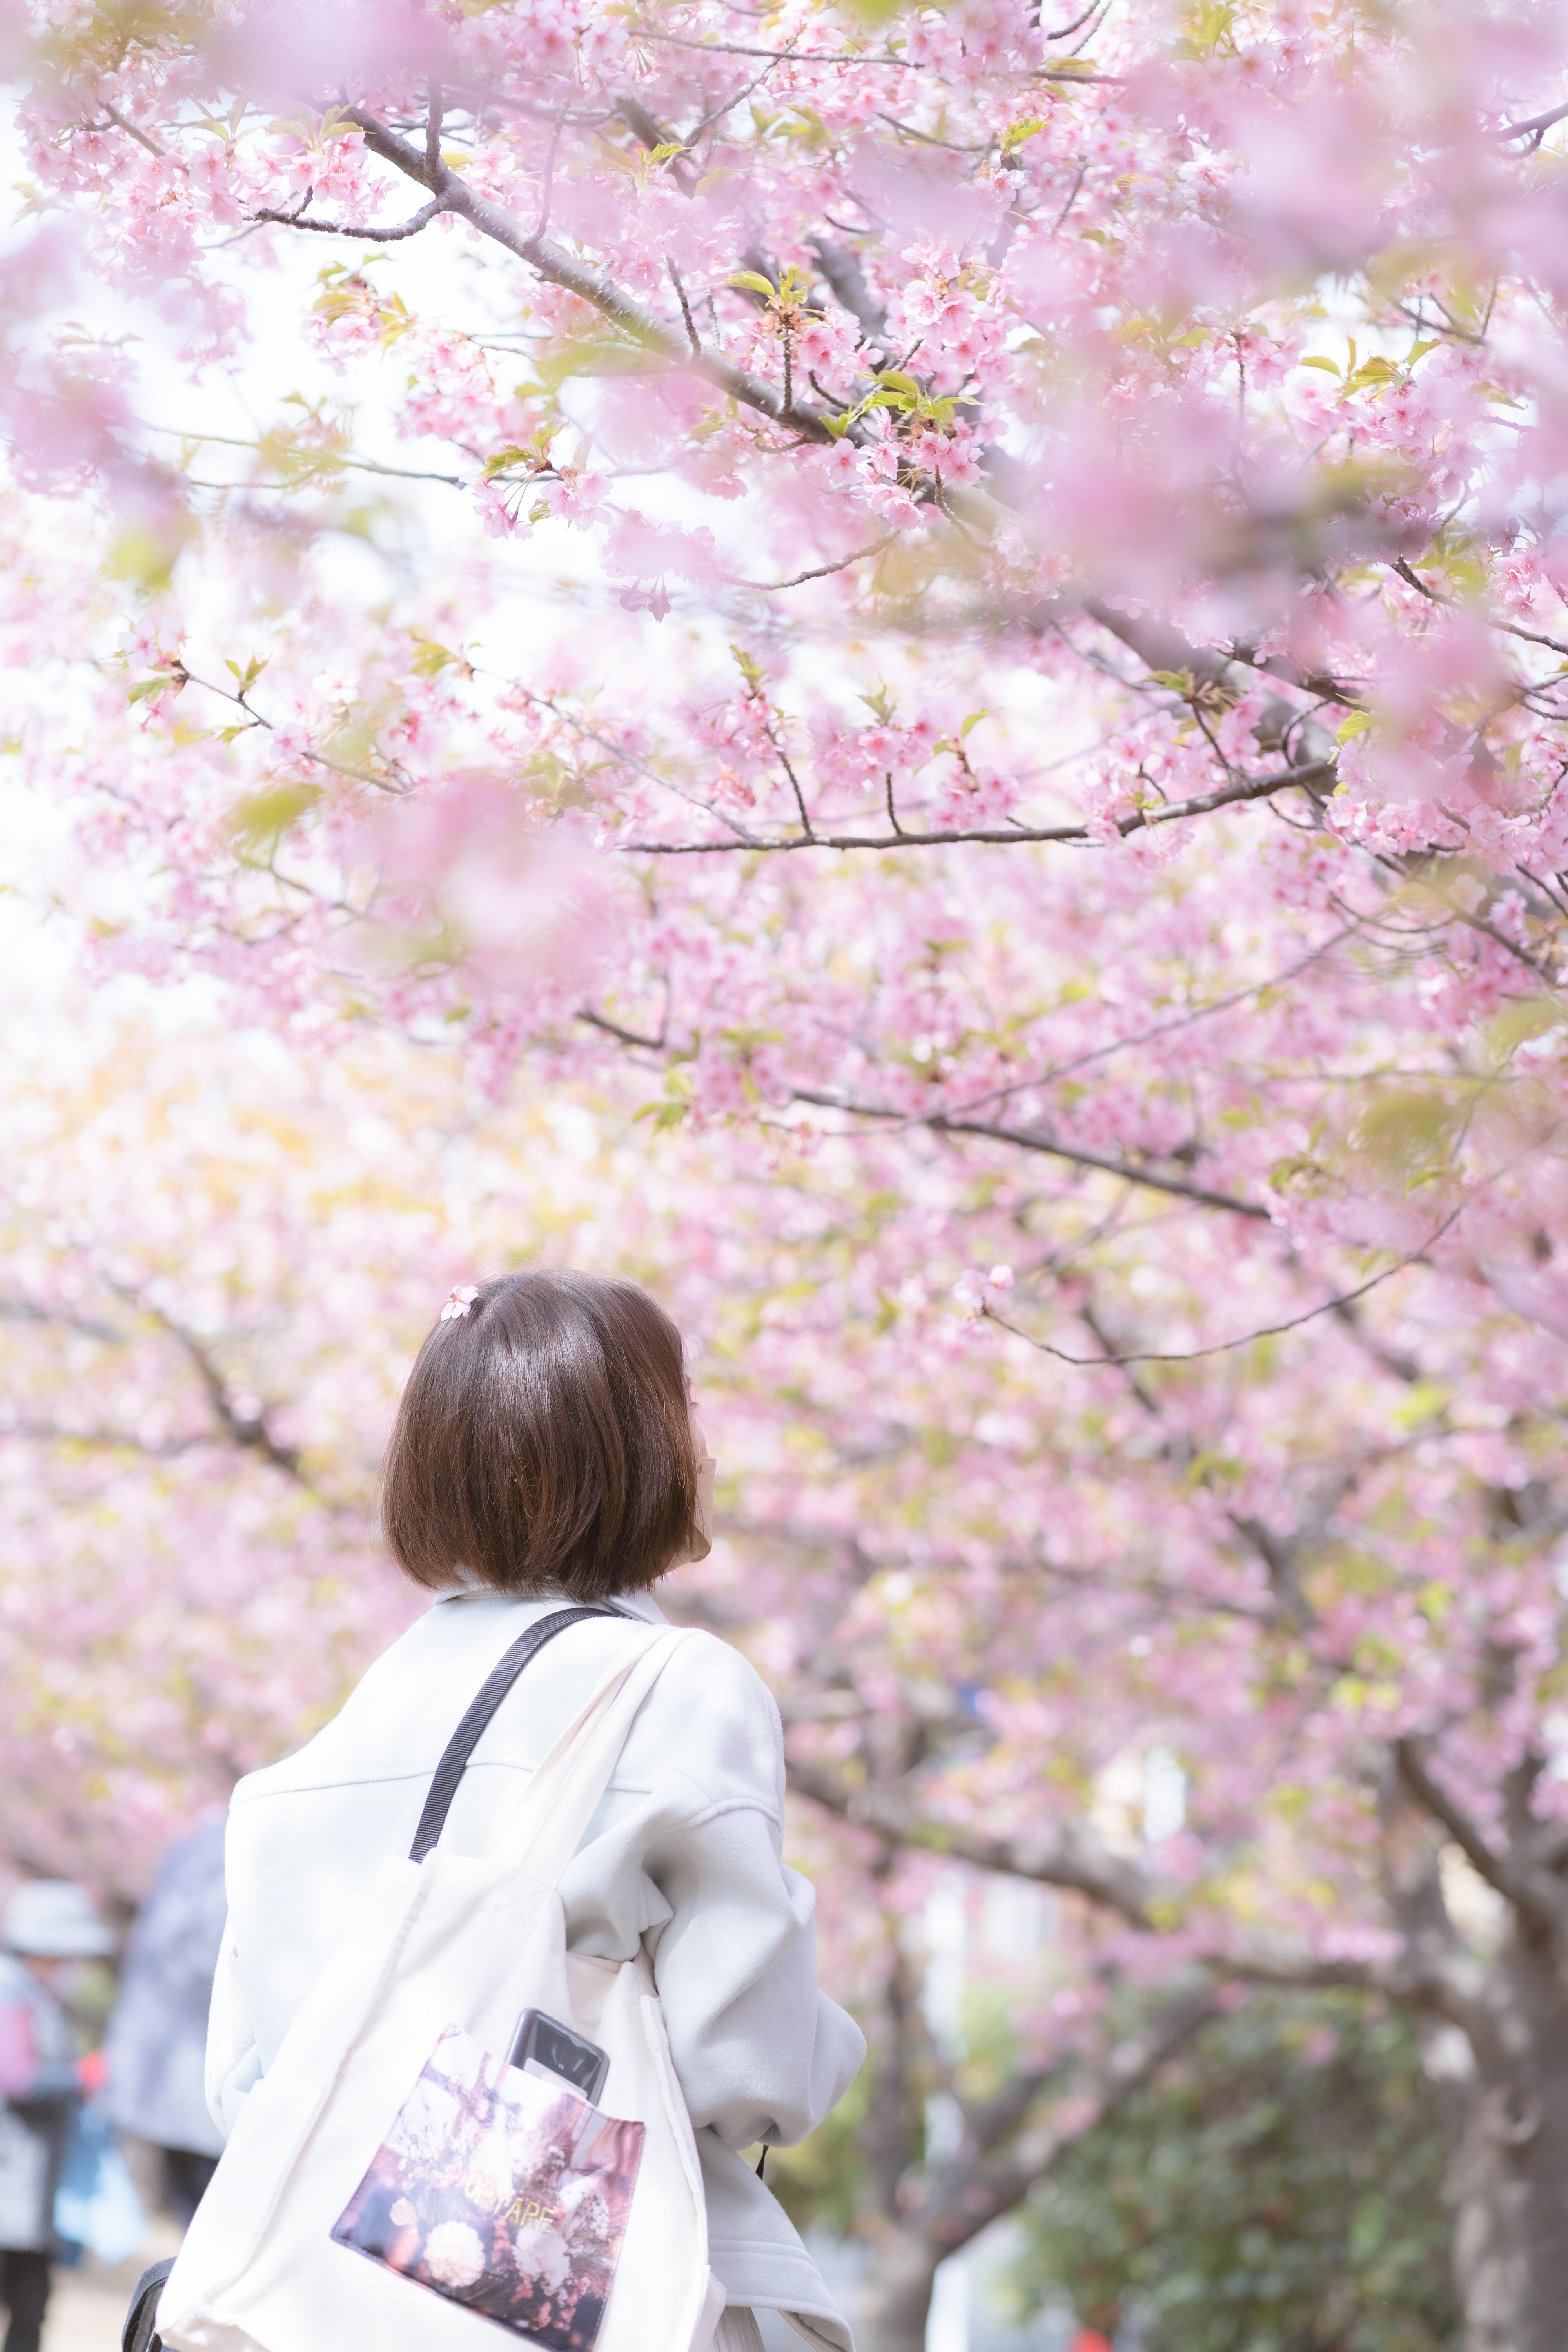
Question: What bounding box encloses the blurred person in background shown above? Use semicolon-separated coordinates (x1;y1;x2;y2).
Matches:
0;1880;113;2352
103;1818;226;2223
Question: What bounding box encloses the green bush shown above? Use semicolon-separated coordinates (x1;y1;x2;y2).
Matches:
1007;1994;1460;2352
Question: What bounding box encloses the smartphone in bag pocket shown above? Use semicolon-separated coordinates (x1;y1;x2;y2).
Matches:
509;2009;609;2104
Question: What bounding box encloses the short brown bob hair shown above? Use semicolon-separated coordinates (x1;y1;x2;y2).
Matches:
382;1269;700;1599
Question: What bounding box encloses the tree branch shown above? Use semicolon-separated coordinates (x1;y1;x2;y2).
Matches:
107;1288;305;1482
577;1005;666;1054
338;107;844;446
666;258;701;355
1395;1736;1567;1937
912;1990;1219;2258
617;759;1334;853
749;534;896;590
252;195;445;242
786;1759;1158;1925
1079;598;1364;708
982;1199;1465;1365
790;1755;1496;2045
1497;100;1568;147
1041;0;1104;36
1221;1938;1491;2042
809;236;887;343
100;103;166;159
624;27;927;65
0;1296;123;1343
0;1418;209;1457
782;1091;1274;1218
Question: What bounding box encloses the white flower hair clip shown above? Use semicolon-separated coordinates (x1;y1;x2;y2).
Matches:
439;1285;479;1323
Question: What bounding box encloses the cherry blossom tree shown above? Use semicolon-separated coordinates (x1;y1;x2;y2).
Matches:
7;0;1568;2343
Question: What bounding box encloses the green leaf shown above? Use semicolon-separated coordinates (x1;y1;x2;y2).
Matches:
1299;356;1341;375
1395;1386;1452;1435
410;640;456;679
1343;356;1401;397
633;1098;688;1131
959;710;991;738
229;783;322;851
726;270;777;298
1336;711;1373;742
1486;996;1564;1065
1176;0;1236;55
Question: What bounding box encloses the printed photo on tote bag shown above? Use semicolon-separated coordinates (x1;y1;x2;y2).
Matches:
331;2025;645;2350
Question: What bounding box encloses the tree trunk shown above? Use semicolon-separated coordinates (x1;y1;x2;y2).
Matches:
1454;1927;1568;2351
857;2227;942;2352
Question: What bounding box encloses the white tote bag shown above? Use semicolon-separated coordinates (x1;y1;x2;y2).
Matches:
157;1621;726;2352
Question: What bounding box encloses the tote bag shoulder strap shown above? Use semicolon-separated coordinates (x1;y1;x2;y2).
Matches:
484;1626;694;1887
409;1604;628;1863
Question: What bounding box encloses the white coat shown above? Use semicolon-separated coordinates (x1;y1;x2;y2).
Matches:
207;1585;866;2340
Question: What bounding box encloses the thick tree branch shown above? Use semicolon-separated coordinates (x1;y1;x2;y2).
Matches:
1223;1939;1492;2045
337;107;844;446
786;1758;1158;1925
155;1315;302;1479
809;236;888;342
789;1746;1497;2047
1497;100;1568;147
572;1010;1270;1216
1080;598;1365;708
1396;1736;1567;1937
106;1287;305;1482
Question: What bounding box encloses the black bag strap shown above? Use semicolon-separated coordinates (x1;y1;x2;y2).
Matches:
122;2256;176;2352
408;1604;628;1863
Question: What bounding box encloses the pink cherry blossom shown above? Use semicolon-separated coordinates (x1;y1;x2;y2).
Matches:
4;3;1568;2337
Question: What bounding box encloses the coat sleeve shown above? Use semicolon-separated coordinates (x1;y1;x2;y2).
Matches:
205;1917;265;2138
632;1639;866;2152
647;1806;866;2151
